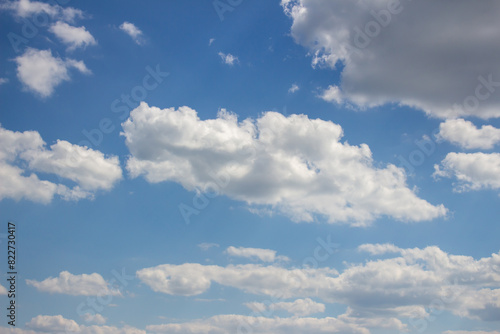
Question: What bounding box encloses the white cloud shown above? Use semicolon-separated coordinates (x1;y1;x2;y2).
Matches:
246;298;325;317
81;313;106;325
23;140;121;191
26;271;122;296
0;162;61;203
0;125;122;203
137;245;500;322
438;119;500;150
434;152;500;192
122;102;446;225
282;0;500;119
0;0;83;22
0;78;8;85
49;21;97;51
146;314;387;334
358;243;401;255
209;38;215;46
119;22;144;45
15;48;90;97
288;84;299;94
6;315;146;334
226;246;289;263
198;242;219;251
218;52;239;66
27;315;80;333
320;85;343;104
136;263;338;298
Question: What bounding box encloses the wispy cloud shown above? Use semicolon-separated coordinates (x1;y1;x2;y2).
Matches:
288;83;299;94
218;52;239;66
119;21;145;45
198;242;220;251
225;246;289;262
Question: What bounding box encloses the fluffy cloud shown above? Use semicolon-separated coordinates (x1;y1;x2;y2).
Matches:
0;315;146;334
137;245;500;323
282;0;500;119
434;152;500;192
15;48;90;97
226;246;289;262
26;271;122;296
218;52;239;66
246;298;325;317
81;313;107;325
0;0;84;22
49;21;97;51
27;315;80;333
119;22;144;45
358;243;401;255
0;125;122;203
136;263;338;298
122;102;446;225
319;85;343;104
438;119;500;150
146;314;390;334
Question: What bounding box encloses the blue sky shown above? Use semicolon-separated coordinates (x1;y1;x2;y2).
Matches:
0;0;500;333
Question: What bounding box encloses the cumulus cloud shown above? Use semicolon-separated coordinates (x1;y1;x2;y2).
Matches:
282;0;500;119
146;313;391;334
226;246;289;263
288;84;299;94
26;271;122;296
49;21;97;51
81;313;106;325
119;22;144;45
15;48;90;97
246;298;325;317
0;125;122;203
438;119;500;150
434;152;500;192
136;263;338;298
27;315;80;333
218;52;239;66
0;314;146;334
0;0;84;22
358;243;401;255
137;245;500;323
122;102;446;225
320;85;343;104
